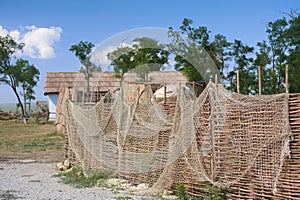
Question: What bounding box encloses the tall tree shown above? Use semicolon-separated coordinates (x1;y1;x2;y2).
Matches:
0;35;39;124
210;34;231;78
253;11;300;94
168;18;230;82
70;41;100;91
18;59;40;114
227;40;255;94
107;45;135;80
286;11;300;93
253;40;272;94
107;37;169;82
266;17;290;93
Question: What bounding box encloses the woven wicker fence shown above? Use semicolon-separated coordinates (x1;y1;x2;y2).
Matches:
61;82;300;199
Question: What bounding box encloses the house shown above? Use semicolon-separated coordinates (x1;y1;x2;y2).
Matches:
44;71;187;121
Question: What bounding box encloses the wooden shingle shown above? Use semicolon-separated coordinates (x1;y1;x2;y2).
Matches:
44;71;187;95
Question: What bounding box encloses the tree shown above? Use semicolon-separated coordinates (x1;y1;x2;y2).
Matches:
253;11;300;94
286;11;300;93
168;18;230;82
253;40;273;94
107;45;136;81
70;41;100;91
226;40;255;94
17;59;40;114
266;17;290;94
210;34;231;78
168;15;300;94
107;37;169;82
0;35;40;124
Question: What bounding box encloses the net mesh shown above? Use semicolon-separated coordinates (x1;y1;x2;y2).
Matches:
63;81;291;195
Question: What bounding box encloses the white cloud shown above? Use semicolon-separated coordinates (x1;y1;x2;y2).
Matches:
0;25;8;36
91;42;133;68
0;25;62;59
91;45;116;66
9;30;21;41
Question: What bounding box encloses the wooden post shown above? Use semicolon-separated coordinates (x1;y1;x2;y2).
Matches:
286;64;289;94
215;74;218;84
164;83;167;104
82;87;85;106
258;66;262;96
236;70;240;94
192;81;195;95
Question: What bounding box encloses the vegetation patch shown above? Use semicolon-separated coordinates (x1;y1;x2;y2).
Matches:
0;190;19;200
114;196;134;200
21;174;34;177
55;165;115;188
0;122;64;153
29;179;41;183
176;183;227;200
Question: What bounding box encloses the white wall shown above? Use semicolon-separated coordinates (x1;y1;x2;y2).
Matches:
48;94;58;121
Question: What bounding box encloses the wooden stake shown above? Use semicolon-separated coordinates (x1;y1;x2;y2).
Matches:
286;64;289;94
192;81;195;94
236;70;240;94
258;66;262;96
215;74;218;84
164;83;167;104
82;87;85;106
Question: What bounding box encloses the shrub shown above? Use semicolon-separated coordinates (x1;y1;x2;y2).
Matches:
55;165;114;188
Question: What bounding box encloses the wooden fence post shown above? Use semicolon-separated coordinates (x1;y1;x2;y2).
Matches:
258;66;262;96
286;64;289;94
236;70;240;94
164;82;167;104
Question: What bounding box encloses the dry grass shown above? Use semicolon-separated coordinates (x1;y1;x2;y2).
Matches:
0;121;65;163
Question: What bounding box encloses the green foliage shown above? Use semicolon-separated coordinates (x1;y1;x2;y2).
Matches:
70;41;94;63
115;197;134;200
0;190;19;200
287;12;300;93
107;37;169;81
168;18;230;82
15;59;40;114
177;183;189;200
203;185;226;200
0;35;39;123
56;165;114;188
70;41;101;91
169;12;300;94
226;40;255;94
176;183;226;200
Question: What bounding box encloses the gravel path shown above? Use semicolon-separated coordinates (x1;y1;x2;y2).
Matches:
0;162;156;200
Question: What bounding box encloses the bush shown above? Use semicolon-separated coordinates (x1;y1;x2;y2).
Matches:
177;183;189;200
55;165;114;188
176;183;227;200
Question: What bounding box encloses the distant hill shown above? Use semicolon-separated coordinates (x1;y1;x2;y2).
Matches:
0;103;36;113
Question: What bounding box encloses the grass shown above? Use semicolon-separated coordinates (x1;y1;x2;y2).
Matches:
55;165;115;188
0;121;65;162
0;121;64;153
0;190;19;199
29;180;41;183
115;197;134;200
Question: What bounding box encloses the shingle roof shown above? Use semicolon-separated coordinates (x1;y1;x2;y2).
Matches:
44;71;187;95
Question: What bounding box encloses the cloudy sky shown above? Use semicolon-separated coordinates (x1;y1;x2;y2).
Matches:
0;0;299;103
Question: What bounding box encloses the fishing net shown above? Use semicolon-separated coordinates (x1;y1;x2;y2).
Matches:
64;80;291;195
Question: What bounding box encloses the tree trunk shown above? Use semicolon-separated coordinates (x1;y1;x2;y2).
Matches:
12;87;27;124
23;87;27;115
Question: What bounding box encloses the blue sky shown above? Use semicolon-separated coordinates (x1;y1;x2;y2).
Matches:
0;0;299;103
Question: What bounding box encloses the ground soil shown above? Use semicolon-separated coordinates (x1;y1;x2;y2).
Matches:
0;121;65;163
